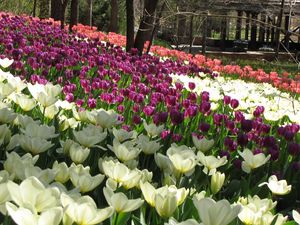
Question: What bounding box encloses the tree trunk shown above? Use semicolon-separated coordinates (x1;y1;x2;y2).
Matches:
33;0;37;17
235;10;242;40
108;0;119;33
60;0;69;29
39;0;49;19
271;16;276;44
245;11;250;40
250;12;258;49
177;3;186;44
51;0;61;20
220;13;227;50
134;0;159;55
266;17;271;43
202;13;208;55
87;0;93;27
284;14;290;49
258;14;266;43
189;14;194;54
126;0;134;52
146;1;166;54
69;0;79;32
275;0;285;58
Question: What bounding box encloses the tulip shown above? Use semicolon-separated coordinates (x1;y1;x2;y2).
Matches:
69;164;104;193
0;181;10;206
6;203;63;225
52;161;70;184
27;83;61;101
0;124;11;145
69;143;90;164
101;160;143;189
93;108;120;129
170;109;184;125
103;187;144;213
0;58;14;68
43;104;59;119
165;218;199;225
4;152;39;180
197;151;227;175
237;195;277;224
211;171;225;194
230;99;239;109
19;135;54;155
154;153;174;174
167;144;197;175
108;139;141;162
238;198;286;225
293;210;300;224
13;114;38;128
14;93;36;111
137;134;161;154
143;121;164;137
192;135;214;153
73;124;107;148
0;107;17;124
0;82;16;97
113;127;137;142
61;193;114;225
21;123;58;139
239;149;271;173
193;197;241;225
259;175;291;195
7;176;60;213
72;108;92;123
29;89;58;107
24;166;56;185
193;190;207;201
198;122;210;133
140;182;188;217
155;192;178;218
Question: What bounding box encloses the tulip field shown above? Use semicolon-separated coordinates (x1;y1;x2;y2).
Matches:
1;12;300;225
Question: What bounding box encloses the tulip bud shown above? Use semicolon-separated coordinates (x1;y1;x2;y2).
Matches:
211;171;225;194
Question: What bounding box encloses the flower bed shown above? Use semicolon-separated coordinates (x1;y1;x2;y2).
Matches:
1;58;300;225
72;24;300;95
0;12;300;225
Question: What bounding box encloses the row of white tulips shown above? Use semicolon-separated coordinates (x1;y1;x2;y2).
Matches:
171;73;300;125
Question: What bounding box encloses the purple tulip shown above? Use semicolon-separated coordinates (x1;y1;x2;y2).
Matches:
201;91;210;102
143;106;155;116
87;98;97;109
170;109;184;125
199;122;210;132
161;130;171;140
200;101;211;114
132;114;142;124
65;93;74;102
230;99;239;109
241;119;253;133
237;133;248;146
223;95;231;105
288;143;300;156
188;82;196;90
172;133;182;142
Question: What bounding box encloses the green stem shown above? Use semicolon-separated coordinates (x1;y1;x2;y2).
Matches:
246;172;252;195
113;212;119;225
41;106;46;124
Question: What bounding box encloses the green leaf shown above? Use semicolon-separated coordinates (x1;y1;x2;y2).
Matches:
283;221;297;225
270;215;278;225
132;215;142;225
116;212;131;225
